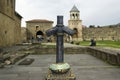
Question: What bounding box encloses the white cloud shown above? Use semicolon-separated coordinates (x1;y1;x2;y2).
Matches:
16;0;120;27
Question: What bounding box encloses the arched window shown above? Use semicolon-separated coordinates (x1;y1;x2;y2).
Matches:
76;14;78;17
72;14;75;19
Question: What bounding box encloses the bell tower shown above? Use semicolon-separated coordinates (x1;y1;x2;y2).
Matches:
70;5;80;20
68;5;82;41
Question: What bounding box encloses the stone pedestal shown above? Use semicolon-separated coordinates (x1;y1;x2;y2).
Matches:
45;63;76;80
45;69;76;80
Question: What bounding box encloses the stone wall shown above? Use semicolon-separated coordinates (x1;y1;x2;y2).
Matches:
21;27;27;42
0;13;15;46
87;47;120;66
29;47;87;54
25;46;120;66
0;0;22;47
82;27;120;41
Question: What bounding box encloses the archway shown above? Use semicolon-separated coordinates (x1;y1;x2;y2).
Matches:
36;31;44;35
36;31;44;41
68;28;79;42
73;28;78;38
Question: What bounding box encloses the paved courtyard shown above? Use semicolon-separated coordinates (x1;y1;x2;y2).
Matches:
0;54;120;80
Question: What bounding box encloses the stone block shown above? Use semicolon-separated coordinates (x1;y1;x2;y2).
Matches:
92;49;97;57
117;53;120;65
18;58;34;65
101;52;108;61
87;48;93;55
97;50;102;59
107;53;118;65
0;63;5;68
45;69;76;80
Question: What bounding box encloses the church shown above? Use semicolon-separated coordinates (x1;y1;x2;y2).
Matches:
26;19;53;42
25;5;83;42
24;5;120;43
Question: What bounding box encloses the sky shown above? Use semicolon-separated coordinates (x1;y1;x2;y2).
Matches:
16;0;120;27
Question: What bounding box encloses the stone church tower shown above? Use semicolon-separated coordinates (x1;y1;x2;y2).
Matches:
68;5;82;41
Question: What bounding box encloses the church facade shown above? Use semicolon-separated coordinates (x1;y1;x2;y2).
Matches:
0;0;22;47
26;19;53;42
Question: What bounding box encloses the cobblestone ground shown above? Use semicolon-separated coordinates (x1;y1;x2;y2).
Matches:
0;54;120;80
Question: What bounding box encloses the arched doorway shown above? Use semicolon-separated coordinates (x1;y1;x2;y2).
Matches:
73;28;78;38
36;31;44;41
67;28;78;42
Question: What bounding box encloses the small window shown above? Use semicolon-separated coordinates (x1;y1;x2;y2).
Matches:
36;25;39;29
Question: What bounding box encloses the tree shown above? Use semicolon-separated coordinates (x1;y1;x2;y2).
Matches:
89;25;95;28
97;25;100;28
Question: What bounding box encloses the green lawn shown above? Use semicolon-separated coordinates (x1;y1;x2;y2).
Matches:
76;41;120;48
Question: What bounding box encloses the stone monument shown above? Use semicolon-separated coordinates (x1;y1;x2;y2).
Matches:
45;16;76;80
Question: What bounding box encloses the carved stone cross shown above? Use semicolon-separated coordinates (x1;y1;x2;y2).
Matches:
45;16;76;80
46;16;75;63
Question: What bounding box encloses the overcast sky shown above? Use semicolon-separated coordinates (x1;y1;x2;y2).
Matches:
16;0;120;27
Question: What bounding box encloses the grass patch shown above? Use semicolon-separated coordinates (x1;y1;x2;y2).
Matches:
75;41;120;48
41;43;56;48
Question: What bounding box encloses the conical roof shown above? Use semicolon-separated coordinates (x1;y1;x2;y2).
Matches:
70;5;79;12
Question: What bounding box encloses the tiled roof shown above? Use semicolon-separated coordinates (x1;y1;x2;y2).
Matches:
70;5;79;12
26;19;53;23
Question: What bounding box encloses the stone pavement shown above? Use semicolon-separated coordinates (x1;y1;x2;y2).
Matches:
0;54;120;80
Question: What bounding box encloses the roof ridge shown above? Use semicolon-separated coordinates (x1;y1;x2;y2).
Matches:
26;19;53;23
70;5;79;12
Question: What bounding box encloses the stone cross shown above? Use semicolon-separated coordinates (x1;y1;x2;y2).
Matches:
46;16;75;63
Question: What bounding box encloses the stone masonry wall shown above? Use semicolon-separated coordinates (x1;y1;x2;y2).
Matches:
0;13;15;46
26;21;53;42
0;0;22;47
82;27;120;41
21;27;27;42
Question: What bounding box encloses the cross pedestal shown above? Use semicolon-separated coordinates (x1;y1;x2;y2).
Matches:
45;16;76;80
